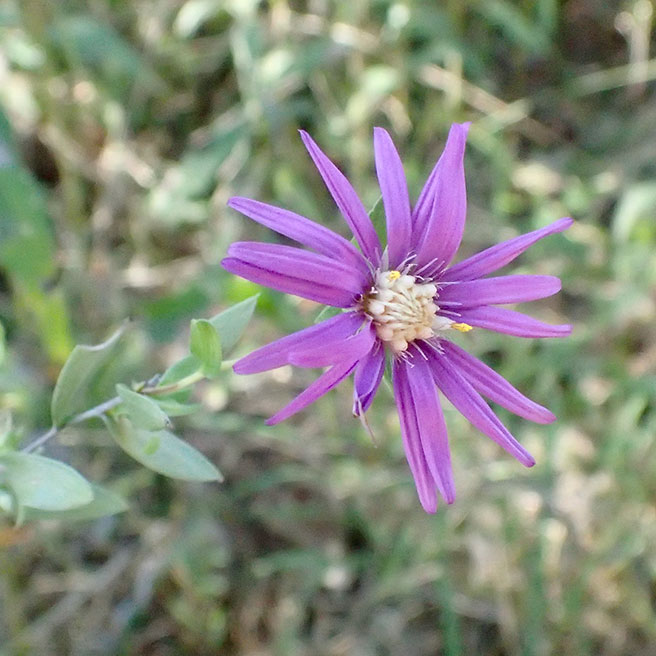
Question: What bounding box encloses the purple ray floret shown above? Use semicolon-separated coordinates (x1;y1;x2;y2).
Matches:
222;124;572;513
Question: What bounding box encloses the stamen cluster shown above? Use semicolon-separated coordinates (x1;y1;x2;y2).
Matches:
365;270;438;353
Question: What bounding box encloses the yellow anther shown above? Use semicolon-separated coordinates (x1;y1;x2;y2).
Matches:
387;270;401;282
452;322;473;333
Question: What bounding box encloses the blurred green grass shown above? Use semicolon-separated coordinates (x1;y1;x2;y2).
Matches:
1;0;656;654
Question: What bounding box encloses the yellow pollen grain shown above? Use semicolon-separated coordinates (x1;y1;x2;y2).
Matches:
452;322;473;333
387;270;401;282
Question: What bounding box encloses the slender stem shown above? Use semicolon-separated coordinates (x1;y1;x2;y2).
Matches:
21;426;57;455
68;397;123;426
21;397;122;454
20;361;224;454
140;370;205;397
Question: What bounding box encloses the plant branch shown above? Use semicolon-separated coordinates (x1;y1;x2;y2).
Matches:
22;397;123;454
20;361;233;454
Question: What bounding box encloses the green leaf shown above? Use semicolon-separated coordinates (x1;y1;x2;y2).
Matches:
313;306;342;324
207;295;258;355
153;398;202;417
0;452;93;510
116;384;170;431
109;416;222;482
159;355;199;386
190;319;222;377
51;323;126;427
21;484;128;522
154;355;199;402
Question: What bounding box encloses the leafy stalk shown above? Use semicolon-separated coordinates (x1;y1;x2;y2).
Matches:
21;359;236;454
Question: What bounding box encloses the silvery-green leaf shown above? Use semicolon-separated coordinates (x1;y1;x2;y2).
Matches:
313;306;342;324
207;295;258;355
160;355;199;384
153;398;202;417
0;452;93;510
155;355;199;402
51;323;127;426
109;416;222;482
189;319;222;377
21;484;128;521
116;384;170;431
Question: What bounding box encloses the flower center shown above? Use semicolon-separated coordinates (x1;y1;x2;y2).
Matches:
364;270;438;353
364;270;472;353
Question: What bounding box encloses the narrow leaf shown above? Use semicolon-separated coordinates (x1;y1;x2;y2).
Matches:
51;323;126;426
153;398;202;417
313;305;342;324
208;295;258;355
109;416;222;482
0;452;93;510
21;484;128;521
155;355;199;402
190;319;222;377
116;384;170;430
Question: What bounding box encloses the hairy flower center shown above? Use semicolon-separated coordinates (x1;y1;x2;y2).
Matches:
365;270;473;353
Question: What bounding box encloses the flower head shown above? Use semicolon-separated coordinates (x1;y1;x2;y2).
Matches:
222;124;572;513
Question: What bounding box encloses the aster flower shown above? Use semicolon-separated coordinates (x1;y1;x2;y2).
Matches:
222;124;572;513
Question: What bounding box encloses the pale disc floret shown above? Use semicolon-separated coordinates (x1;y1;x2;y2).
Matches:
365;270;471;353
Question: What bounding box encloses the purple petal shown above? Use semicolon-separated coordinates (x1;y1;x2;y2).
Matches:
373;127;412;268
234;312;364;374
429;353;535;466
393;362;438;513
289;322;376;368
442;217;573;282
299;130;382;264
228;242;367;291
227;197;369;275
222;240;368;308
352;342;385;415
455;306;572;338
440;340;555;424
437;275;562;308
404;354;456;504
222;257;356;308
266;359;357;425
413;123;470;269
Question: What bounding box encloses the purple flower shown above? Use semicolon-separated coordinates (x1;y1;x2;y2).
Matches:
222;124;572;513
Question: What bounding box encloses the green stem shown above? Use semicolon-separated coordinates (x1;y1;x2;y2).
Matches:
20;360;228;453
22;397;123;454
139;370;205;397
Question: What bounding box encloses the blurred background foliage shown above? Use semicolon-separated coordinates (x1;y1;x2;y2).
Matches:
1;0;656;654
